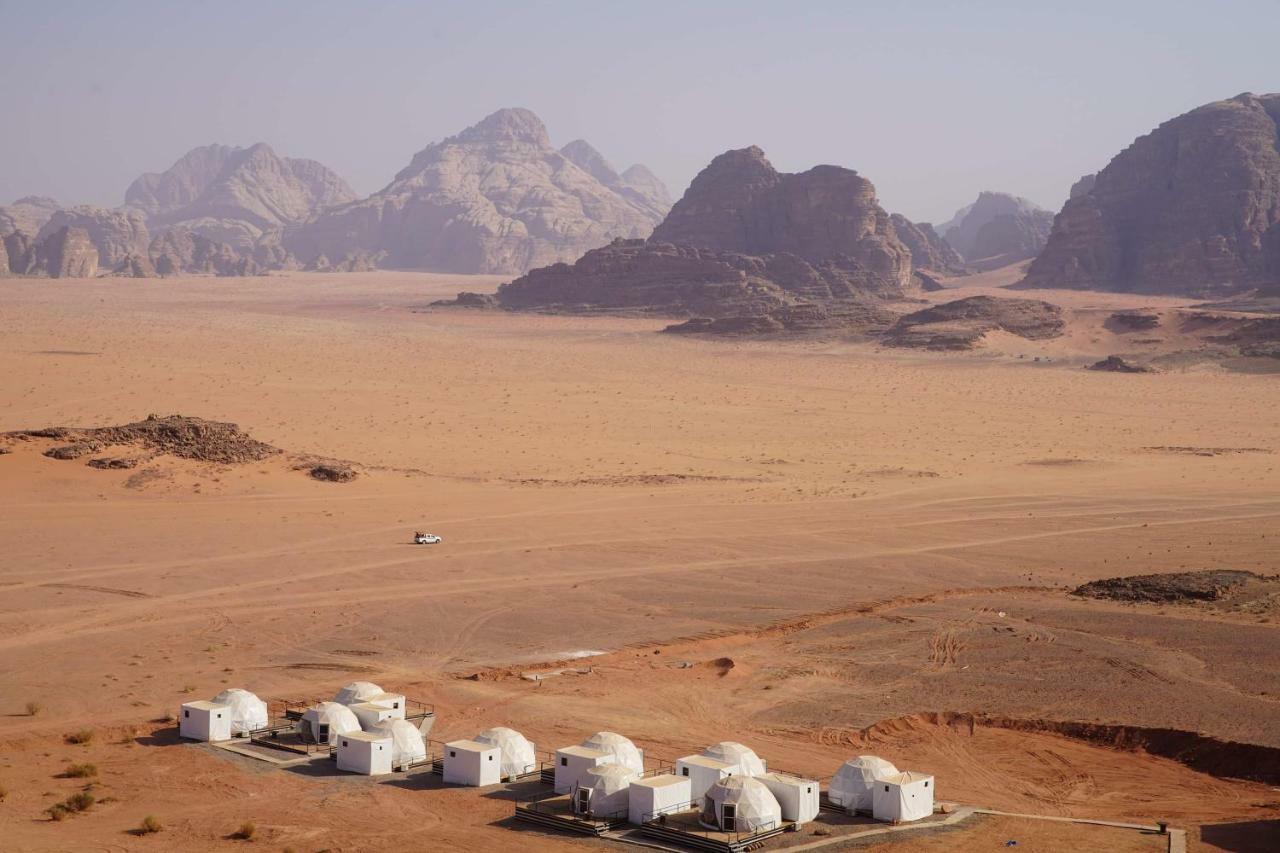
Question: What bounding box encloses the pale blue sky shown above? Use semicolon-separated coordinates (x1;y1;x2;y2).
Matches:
1;0;1277;223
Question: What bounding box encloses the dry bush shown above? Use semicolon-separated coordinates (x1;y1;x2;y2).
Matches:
65;729;94;745
63;763;97;779
25;701;42;716
48;803;71;822
139;815;162;834
0;782;8;801
233;820;256;840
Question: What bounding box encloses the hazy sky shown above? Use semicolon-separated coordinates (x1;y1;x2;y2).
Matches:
2;0;1277;223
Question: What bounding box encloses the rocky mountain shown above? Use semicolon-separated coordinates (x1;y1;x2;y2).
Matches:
1069;174;1097;199
127;143;356;250
885;295;1065;350
475;145;916;332
889;214;966;275
1021;92;1280;297
940;191;1054;267
559;139;671;220
285;108;669;275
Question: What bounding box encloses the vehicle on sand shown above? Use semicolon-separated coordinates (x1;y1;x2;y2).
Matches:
413;532;442;544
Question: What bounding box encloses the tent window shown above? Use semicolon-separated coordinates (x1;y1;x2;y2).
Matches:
183;709;189;718
342;740;348;747
216;713;222;718
884;785;890;792
394;701;399;708
924;781;929;787
450;750;456;757
806;787;812;793
681;767;689;776
561;757;568;766
488;755;493;761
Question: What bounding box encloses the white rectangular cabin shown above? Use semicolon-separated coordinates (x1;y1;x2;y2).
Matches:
350;701;398;730
364;692;406;719
872;771;934;823
180;700;232;742
674;754;737;800
628;773;692;825
759;772;820;824
443;739;502;787
336;731;393;775
554;745;611;794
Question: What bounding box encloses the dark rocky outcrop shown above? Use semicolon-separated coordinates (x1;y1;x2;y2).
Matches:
940;191;1054;267
112;253;157;278
1107;311;1161;332
889;214;967;275
485;147;915;333
2;231;36;274
1022;93;1280;297
885;295;1065;350
1088;355;1154;373
286;108;667;274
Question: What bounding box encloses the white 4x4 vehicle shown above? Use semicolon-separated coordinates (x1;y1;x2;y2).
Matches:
413;532;442;544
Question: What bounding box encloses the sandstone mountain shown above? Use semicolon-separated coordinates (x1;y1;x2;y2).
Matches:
1021;92;1280;297
1069;174;1097;199
35;226;99;278
889;214;967;275
126;143;357;250
285;108;669;275
941;191;1054;267
885;295;1065;350
479;146;916;332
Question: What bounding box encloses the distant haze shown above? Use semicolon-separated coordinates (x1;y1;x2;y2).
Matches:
2;0;1277;224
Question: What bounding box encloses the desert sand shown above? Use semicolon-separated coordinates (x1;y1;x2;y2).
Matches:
1;270;1277;851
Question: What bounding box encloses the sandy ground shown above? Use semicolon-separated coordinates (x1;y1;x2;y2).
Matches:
0;270;1277;851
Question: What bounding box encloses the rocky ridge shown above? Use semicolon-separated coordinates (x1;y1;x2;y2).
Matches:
884;295;1065;350
940;191;1054;268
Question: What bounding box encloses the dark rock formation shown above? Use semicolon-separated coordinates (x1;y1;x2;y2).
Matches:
1088;355;1154;373
37;206;150;269
1074;570;1265;603
112;253;157;278
487;146;915;333
940;191;1053;266
2;231;36;274
286;108;666;274
889;214;966;274
1022;93;1280;296
36;226;99;278
1107;311;1161;332
14;414;279;465
885;295;1065;350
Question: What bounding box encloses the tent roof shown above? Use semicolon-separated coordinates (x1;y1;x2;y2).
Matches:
881;770;932;786
559;745;608;759
678;754;734;770
333;681;384;704
184;700;227;711
701;741;765;773
341;731;390;744
447;739;495;753
634;773;687;789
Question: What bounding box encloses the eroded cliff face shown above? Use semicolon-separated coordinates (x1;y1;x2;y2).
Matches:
889;214;967;275
1022;92;1280;296
485;146;916;332
286;108;669;275
940;191;1053;267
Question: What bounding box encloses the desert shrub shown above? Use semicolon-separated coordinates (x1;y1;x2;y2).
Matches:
63;763;97;779
25;701;42;716
0;782;8;801
65;729;94;745
139;814;162;834
65;791;95;812
234;820;256;840
47;803;70;821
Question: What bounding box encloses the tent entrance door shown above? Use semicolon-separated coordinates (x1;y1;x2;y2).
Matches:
577;788;591;815
722;804;736;831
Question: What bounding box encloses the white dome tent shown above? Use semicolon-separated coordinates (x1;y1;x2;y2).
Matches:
210;688;268;735
333;681;384;705
475;726;537;779
580;731;644;774
574;764;638;819
299;702;361;746
700;776;782;834
829;755;899;812
701;742;767;776
371;719;427;767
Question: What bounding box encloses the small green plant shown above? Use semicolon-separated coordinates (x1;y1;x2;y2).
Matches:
65;729;94;745
25;701;42;716
63;763;97;779
64;791;95;813
139;815;162;834
233;820;256;840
